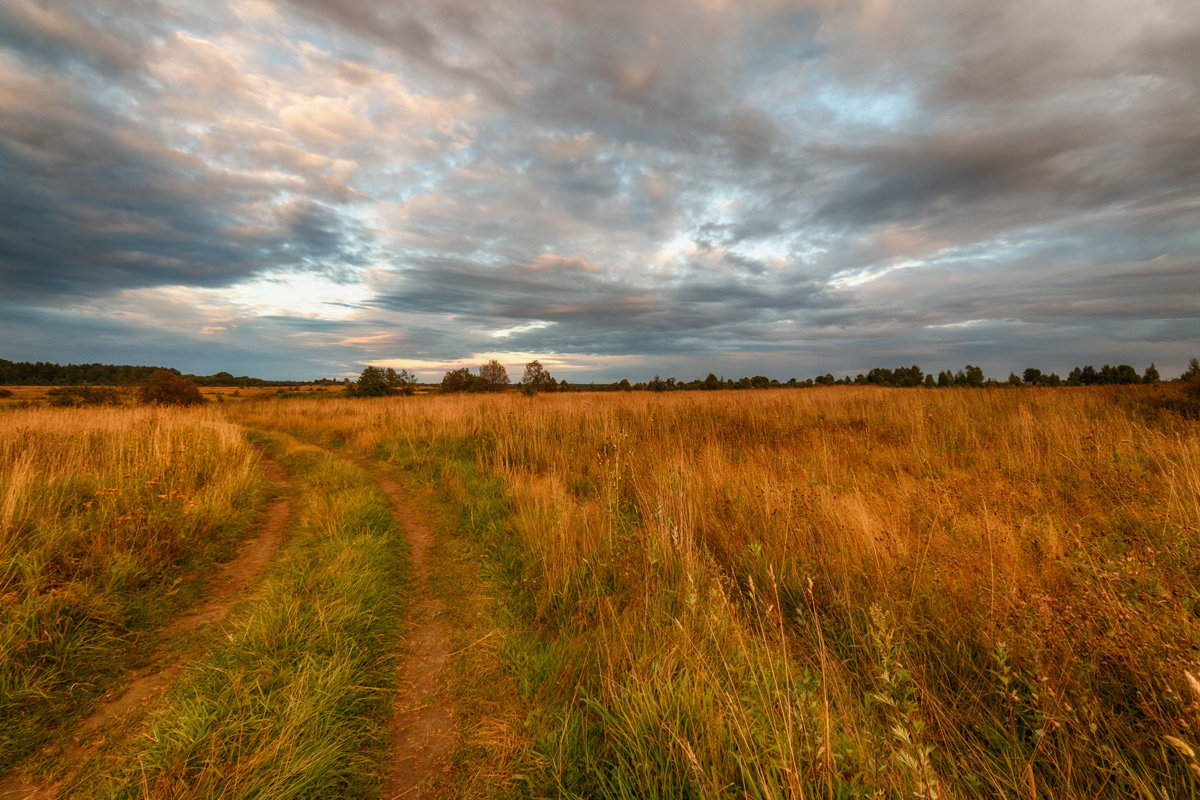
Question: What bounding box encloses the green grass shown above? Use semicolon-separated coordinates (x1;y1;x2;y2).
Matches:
65;432;409;799
414;478;540;800
0;407;266;774
239;416;542;799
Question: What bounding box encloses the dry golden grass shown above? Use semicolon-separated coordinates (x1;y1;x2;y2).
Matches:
0;405;265;770
238;387;1200;797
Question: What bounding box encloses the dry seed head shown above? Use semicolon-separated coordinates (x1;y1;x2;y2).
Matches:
1163;735;1196;760
1186;670;1200;702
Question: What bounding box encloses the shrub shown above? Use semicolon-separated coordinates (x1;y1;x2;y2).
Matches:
46;386;122;407
139;370;204;406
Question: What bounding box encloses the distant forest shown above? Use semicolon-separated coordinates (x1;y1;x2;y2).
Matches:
563;361;1176;392
0;359;323;387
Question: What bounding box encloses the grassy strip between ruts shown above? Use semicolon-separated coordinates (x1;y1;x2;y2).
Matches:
386;464;540;800
66;430;409;800
234;410;541;800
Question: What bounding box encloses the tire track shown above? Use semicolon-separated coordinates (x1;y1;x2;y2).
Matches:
0;453;292;800
372;473;456;800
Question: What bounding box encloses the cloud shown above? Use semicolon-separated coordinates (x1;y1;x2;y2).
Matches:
0;0;152;75
0;0;1197;380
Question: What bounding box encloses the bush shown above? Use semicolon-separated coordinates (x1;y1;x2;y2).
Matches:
1151;377;1200;419
139;370;204;406
46;386;122;407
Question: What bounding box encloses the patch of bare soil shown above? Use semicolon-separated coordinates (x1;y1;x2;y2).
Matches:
0;454;291;800
373;475;455;800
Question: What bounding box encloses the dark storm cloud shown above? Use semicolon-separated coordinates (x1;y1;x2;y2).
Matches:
376;247;838;359
0;0;156;76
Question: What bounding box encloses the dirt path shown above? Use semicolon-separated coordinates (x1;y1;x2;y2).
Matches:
373;474;456;800
0;454;292;800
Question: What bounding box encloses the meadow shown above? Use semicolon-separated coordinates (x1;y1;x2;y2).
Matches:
240;386;1200;799
2;386;1198;798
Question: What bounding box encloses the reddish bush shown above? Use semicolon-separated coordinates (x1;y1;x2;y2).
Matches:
139;370;204;406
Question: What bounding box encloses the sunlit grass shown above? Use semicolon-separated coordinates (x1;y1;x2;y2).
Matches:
73;432;408;799
0;406;265;771
236;386;1200;798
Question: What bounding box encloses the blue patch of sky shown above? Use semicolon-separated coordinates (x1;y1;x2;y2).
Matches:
813;82;918;132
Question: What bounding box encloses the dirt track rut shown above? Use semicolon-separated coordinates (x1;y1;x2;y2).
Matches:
373;473;456;800
0;454;291;800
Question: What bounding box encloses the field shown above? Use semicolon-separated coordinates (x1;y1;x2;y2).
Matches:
2;387;1198;798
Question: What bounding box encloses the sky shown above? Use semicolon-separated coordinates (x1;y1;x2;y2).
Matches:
1;0;1198;382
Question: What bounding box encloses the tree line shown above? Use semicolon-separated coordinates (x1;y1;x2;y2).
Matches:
0;359;310;387
7;355;1197;397
345;357;1196;396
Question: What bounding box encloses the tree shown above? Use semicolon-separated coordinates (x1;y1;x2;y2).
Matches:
440;368;476;393
704;373;721;390
1007;372;1022;386
349;366;416;397
521;360;556;393
1023;367;1042;385
478;360;509;392
1099;364;1139;384
1182;358;1200;382
387;367;417;395
140;370;203;406
352;366;391;396
1143;363;1160;384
